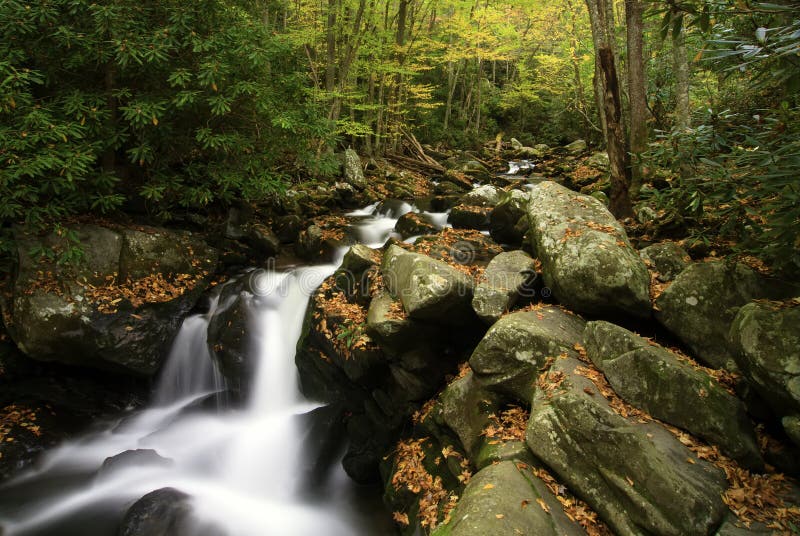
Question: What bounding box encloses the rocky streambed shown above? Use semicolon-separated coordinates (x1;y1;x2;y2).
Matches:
1;143;800;535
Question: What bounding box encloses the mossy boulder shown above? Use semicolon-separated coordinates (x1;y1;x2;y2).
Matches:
526;357;728;536
638;242;690;282
471;251;537;325
469;307;585;403
430;461;584;536
4;225;216;376
382;245;475;325
448;205;491;231
730;301;800;443
489;190;529;245
440;372;502;456
395;212;438;239
527;181;651;318
655;261;795;370
584;320;762;469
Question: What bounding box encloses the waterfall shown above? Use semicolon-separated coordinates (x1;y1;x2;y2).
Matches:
0;202;451;536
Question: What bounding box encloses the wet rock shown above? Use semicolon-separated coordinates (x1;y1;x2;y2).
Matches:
584;320;762;469
527;181;651;318
98;449;173;479
382;245;475;325
430;461;585;536
469;307;585;403
206;279;252;387
395;212;438;239
274;214;303;244
118;488;193;536
639;241;690;282
730;301;800;443
526;357;728;536
471;250;538;324
448;205;491;230
4;225;216;376
489;190;529;245
655;261;795;370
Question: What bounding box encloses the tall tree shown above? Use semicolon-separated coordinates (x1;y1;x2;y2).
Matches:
584;0;633;217
625;0;647;198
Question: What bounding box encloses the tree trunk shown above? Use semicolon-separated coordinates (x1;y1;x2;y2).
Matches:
625;0;647;198
672;21;690;130
598;47;633;218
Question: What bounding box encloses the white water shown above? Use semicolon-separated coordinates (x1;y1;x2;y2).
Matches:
0;203;429;536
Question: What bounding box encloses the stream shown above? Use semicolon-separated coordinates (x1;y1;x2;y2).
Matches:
0;202;447;536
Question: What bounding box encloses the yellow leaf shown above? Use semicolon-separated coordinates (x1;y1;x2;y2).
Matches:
61;134;67;142
536;498;550;513
495;514;504;519
211;82;218;92
483;483;495;490
80;116;85;125
152;116;159;126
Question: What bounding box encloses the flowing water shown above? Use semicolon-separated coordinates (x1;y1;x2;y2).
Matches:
0;202;447;536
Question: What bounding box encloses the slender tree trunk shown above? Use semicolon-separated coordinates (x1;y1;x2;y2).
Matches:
625;0;647;198
585;0;633;218
672;20;690;130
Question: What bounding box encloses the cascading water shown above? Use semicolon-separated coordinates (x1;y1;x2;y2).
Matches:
0;202;446;536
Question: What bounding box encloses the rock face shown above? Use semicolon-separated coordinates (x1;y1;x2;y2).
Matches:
469;307;585;403
382;245;475;324
527;181;651;318
526;357;728;536
206;278;253;387
3;225;216;376
471;250;537;324
489;189;529;245
655;261;794;369
431;461;584;536
730;301;800;442
584;320;762;469
118;488;192;536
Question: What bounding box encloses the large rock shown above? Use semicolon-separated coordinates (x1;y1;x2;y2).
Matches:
395;212;438;239
448;205;491;231
206;278;253;387
382;245;475;325
3;225;216;376
459;185;501;207
584;321;762;469
489;190;529;245
342;148;367;189
564;139;587;154
431;461;584;536
526;357;728;536
639;241;690;282
471;251;537;324
440;372;501;456
655;261;794;369
469;307;585;403
730;301;800;439
527;181;651;318
118;488;192;536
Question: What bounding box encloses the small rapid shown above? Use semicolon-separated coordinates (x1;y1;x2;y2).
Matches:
0;202;447;536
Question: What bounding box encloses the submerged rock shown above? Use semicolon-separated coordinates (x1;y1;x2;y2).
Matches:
655;261;795;370
469;307;585;403
527;181;651;318
584;321;762;469
526;357;728;536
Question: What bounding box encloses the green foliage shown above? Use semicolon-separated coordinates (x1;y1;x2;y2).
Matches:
645;105;800;274
0;0;329;267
